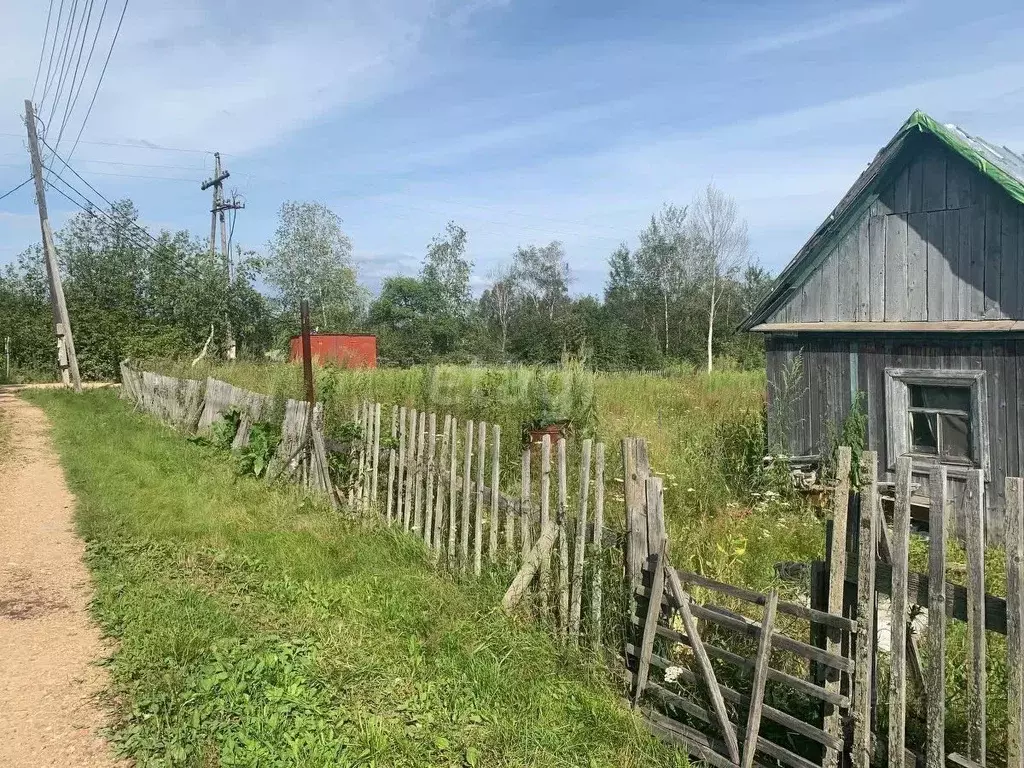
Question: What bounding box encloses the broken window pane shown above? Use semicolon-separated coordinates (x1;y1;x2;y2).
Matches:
909;384;970;412
910;411;937;453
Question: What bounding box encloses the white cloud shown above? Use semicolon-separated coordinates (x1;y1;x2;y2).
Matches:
733;1;914;57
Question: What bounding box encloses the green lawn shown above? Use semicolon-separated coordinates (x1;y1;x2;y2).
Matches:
28;388;686;768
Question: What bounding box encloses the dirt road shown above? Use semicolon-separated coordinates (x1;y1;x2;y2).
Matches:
0;390;122;767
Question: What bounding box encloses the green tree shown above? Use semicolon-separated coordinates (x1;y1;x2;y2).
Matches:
261;201;363;332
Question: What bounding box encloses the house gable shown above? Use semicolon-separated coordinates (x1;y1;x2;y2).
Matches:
744;115;1024;329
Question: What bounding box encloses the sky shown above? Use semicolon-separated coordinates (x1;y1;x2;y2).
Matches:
2;0;1024;297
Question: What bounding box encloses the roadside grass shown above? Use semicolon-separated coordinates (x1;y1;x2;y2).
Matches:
25;388;687;768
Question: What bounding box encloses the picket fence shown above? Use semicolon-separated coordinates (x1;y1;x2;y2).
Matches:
119;363;614;647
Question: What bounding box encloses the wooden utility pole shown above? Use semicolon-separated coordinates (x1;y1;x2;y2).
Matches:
201;152;243;361
24;99;82;392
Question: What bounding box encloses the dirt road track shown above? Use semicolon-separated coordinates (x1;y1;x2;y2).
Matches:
0;390;124;767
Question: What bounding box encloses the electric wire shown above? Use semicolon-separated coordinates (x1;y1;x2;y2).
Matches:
38;0;69;110
43;0;83;129
54;0;103;150
0;178;33;204
66;0;130;164
32;0;57;101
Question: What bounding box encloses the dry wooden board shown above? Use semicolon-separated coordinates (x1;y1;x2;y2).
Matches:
473;421;486;576
964;469;987;763
888;457;913;768
631;545;665;706
394;406;407;525
927;466;948;768
460;420;474;572
385;406;399;523
674;589;741;764
557;437;569;635
590;442;605;650
853;452;879;768
740;590;779;768
488;424;501;562
1007;476;1024;768
538;434;551;614
569;438;592;643
423;412;437;546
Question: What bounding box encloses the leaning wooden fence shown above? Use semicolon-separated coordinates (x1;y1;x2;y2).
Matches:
119;364;614;647
625;441;1024;768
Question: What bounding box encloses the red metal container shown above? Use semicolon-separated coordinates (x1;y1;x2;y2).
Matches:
288;334;377;368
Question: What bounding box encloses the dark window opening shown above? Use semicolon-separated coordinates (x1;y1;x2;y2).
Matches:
907;384;973;462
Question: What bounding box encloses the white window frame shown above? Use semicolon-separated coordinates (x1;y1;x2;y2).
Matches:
884;368;989;475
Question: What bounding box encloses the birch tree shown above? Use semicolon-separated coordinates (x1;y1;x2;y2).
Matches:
689;184;750;373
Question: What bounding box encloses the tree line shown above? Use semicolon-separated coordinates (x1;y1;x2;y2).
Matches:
0;184;772;381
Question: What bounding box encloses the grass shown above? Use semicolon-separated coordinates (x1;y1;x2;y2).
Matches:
149;358;825;593
26;388;688;768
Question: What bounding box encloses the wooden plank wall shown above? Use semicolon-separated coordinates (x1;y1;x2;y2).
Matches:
766;334;1024;542
768;135;1024;325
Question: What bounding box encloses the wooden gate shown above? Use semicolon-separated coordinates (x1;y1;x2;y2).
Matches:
624;442;1024;768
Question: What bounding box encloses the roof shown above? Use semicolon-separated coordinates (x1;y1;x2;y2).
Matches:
740;110;1024;331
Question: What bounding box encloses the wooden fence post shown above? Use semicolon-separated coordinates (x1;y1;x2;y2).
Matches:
447;418;459;569
370;403;381;507
489;424;501;564
403;408;417;532
823;446;851;768
424;412;437;547
964;468;986;763
623;437;651;644
521;445;532;562
590;442;605;651
460;420;474;572
888;456;913;768
853;450;878;768
927;465;948;768
1006;475;1024;768
432;414;452;557
569;438;592;643
474;421;487;577
413;410;426;535
539;434;551;615
395;406;407;525
361;401;372;511
557;437;569;636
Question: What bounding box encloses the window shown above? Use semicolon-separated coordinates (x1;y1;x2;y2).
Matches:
884;368;988;473
907;384;972;461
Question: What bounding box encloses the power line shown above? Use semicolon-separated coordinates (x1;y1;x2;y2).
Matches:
38;0;69;110
43;0;83;128
58;0;110;150
0;177;33;203
32;0;57;101
54;0;102;150
66;0;130;164
0;132;216;156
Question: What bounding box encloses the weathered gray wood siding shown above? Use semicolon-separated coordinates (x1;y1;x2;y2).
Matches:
765;333;1024;542
768;134;1024;324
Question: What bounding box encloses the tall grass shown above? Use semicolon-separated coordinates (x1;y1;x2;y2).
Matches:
146;358;824;592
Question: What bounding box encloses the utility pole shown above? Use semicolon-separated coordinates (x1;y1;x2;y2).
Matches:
201;152;243;361
4;336;10;380
24;99;82;392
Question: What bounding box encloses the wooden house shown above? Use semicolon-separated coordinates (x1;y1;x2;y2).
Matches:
740;110;1024;541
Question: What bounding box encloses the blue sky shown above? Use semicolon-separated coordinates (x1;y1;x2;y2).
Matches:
2;0;1024;296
